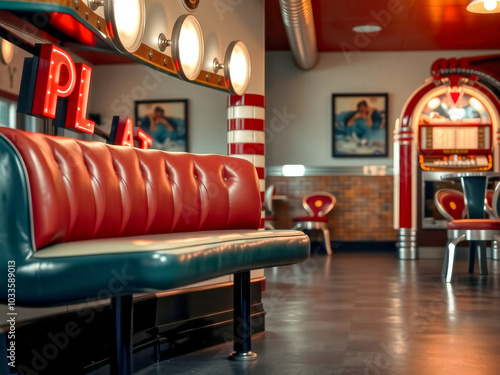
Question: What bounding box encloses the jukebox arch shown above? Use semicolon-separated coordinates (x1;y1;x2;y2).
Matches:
394;72;500;259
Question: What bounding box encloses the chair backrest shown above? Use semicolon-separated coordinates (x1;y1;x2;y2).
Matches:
264;184;275;216
485;189;495;218
492;183;500;218
303;192;336;217
434;189;465;221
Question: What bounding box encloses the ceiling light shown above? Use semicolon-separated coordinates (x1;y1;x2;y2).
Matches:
168;14;204;81
213;41;251;96
0;39;15;65
96;0;146;53
467;0;500;13
352;25;382;33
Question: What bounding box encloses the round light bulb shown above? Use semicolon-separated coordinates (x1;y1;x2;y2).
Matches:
172;15;204;81
225;41;251;96
1;39;14;65
484;0;498;10
105;0;146;53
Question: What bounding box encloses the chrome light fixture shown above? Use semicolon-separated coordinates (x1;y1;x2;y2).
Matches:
89;0;146;53
88;0;104;11
213;41;251;96
467;0;500;13
0;38;15;65
158;15;204;81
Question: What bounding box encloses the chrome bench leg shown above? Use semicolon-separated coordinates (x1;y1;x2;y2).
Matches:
230;271;257;361
111;295;133;375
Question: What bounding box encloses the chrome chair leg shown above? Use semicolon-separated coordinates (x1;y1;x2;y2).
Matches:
477;242;488;275
264;222;275;230
446;234;466;283
469;241;477;274
322;227;332;256
492;239;500;260
441;248;449;278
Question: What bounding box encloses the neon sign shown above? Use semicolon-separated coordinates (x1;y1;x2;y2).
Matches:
18;44;152;148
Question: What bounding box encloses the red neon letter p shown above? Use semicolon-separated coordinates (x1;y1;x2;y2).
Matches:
32;44;76;118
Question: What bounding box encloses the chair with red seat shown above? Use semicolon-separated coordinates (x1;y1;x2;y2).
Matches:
435;188;500;282
292;192;336;255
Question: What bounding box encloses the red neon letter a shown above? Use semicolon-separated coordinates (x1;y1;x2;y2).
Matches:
134;128;153;149
113;117;135;147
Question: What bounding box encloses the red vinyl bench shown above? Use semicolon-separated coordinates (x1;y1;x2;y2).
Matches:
0;127;310;374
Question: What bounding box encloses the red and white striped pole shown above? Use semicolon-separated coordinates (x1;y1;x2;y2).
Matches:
227;94;266;228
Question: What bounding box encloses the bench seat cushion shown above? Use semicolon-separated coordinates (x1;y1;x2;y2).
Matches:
17;230;309;306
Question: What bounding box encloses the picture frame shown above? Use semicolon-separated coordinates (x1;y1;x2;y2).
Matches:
332;93;388;157
134;99;188;152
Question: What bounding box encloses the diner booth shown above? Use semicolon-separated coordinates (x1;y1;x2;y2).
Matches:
394;55;500;259
0;1;314;374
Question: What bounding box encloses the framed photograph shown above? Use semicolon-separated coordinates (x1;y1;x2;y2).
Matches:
135;99;188;152
332;93;388;157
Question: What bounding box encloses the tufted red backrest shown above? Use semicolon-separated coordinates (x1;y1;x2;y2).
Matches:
0;128;261;250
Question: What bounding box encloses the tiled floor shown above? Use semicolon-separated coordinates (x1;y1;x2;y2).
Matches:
138;252;500;375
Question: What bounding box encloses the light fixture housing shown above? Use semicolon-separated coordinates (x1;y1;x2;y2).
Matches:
466;0;500;13
88;0;105;12
0;39;15;65
182;0;200;12
104;0;146;53
213;41;251;96
165;14;204;81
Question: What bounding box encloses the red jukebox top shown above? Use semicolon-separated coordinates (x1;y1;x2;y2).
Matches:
416;90;493;171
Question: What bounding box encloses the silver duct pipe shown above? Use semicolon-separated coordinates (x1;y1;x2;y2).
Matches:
278;0;318;70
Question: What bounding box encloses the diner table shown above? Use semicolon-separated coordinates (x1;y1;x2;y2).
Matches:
442;171;500;274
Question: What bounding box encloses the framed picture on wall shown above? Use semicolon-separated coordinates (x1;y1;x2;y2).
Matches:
332;93;388;157
135;99;188;152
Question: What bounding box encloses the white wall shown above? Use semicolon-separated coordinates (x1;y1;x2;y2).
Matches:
89;65;228;154
265;50;500;167
89;0;265;155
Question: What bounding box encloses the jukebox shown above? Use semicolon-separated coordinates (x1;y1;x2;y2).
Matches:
394;55;500;259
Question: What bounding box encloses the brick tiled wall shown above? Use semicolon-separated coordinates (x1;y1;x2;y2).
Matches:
267;175;397;242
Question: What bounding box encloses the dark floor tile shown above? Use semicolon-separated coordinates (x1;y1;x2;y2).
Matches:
137;253;500;375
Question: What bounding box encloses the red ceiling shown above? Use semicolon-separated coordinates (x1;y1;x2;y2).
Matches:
265;0;500;52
